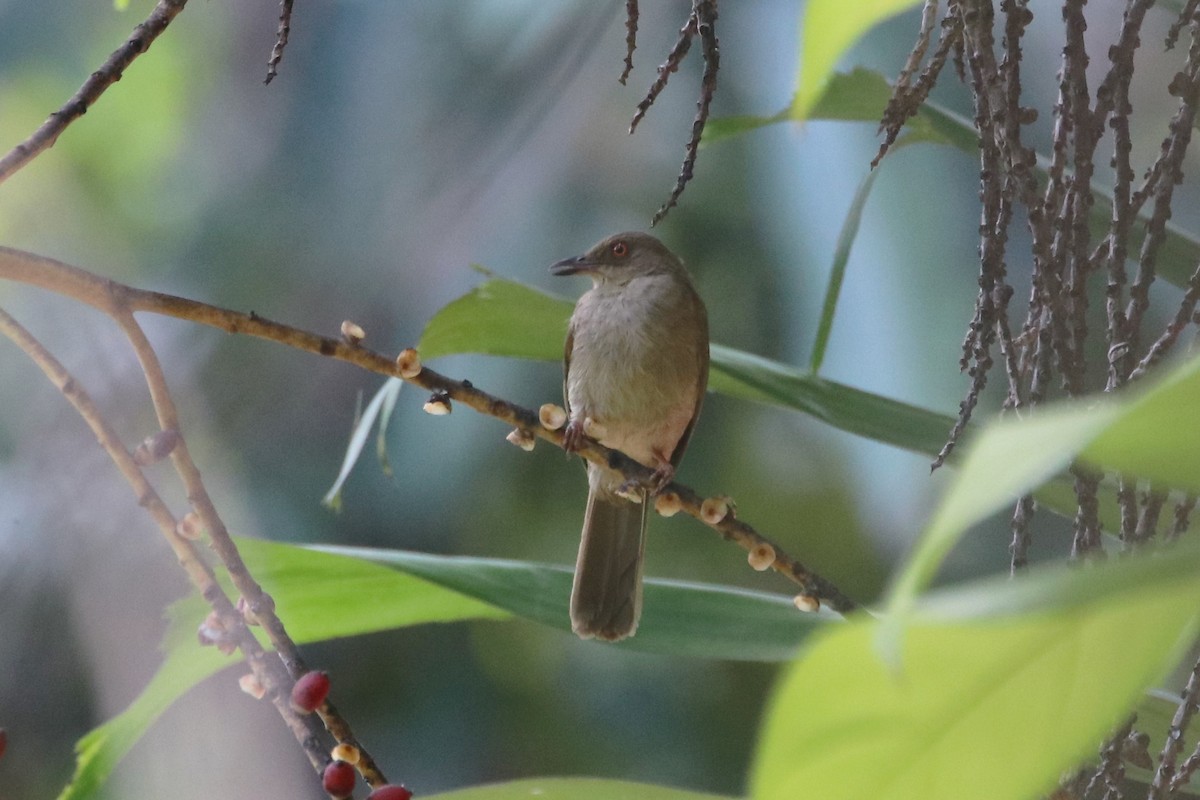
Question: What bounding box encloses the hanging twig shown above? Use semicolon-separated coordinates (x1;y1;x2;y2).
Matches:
619;0;639;85
265;0;296;85
625;0;721;226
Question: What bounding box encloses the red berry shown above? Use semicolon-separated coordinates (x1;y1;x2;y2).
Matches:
322;760;356;798
290;671;331;713
368;785;413;800
0;728;7;761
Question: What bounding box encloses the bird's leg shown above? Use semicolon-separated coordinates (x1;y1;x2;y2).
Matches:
648;453;675;495
618;450;675;497
562;416;587;453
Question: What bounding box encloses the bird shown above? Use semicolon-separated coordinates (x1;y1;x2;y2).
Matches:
550;231;709;641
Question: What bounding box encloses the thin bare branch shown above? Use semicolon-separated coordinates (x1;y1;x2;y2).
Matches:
265;0;296;85
619;0;639;85
0;0;189;185
0;303;328;775
0;245;859;615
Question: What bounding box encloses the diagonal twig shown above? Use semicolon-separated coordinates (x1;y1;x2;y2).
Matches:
0;0;189;185
0;304;331;777
0;244;859;615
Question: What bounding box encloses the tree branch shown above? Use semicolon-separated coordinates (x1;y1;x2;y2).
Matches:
0;244;860;615
0;0;190;186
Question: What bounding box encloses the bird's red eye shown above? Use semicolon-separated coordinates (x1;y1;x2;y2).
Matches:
611;241;629;258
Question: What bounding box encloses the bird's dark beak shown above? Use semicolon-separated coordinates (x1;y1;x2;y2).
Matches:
550;255;590;276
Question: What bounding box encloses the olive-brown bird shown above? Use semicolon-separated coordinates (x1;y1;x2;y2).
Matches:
551;232;709;641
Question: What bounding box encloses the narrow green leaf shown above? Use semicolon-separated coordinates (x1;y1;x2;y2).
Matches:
810;168;880;374
751;544;1200;800
708;345;951;455
321;377;402;508
425;778;734;800
58;539;506;800
717;67;1200;292
313;545;836;662
794;0;925;120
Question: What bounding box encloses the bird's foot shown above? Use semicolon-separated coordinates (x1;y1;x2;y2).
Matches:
562;417;587;453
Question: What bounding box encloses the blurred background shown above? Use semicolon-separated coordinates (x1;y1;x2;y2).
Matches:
0;0;1192;798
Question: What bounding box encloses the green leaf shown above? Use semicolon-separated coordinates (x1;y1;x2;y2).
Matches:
703;110;789;147
58;539;507;800
810;168;880;374
1083;354;1200;491
313;545;835;662
885;352;1200;628
418;277;956;458
751;544;1200;800
794;0;926;119
885;402;1120;621
425;778;734;800
421;276;568;361
714;67;1200;292
322;378;403;508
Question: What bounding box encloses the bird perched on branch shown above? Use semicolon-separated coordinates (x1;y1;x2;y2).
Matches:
551;232;709;641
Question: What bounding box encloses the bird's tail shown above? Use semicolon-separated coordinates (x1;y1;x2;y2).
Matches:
570;487;648;641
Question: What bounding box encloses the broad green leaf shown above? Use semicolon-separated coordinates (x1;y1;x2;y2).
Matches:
794;0;925;119
314;545;836;662
1083;354;1200;491
421;274;569;361
885;402;1120;621
59;539;507;800
751;544;1200;800
810;168;880;374
425;778;733;800
706;68;895;146
417;277;956;457
885;351;1200;626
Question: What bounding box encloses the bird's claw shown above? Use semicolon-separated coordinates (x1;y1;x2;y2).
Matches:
562;418;586;454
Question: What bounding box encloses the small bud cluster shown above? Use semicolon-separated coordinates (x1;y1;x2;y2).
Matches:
237;592;275;626
331;743;361;765
793;594;820;613
582;416;607;440
538;403;567;430
197;610;238;654
700;495;733;525
340;320;366;345
133;428;180;465
238;672;266;700
423;391;451;416
505;428;536;451
396;348;422;378
747;543;775;571
176;511;204;541
654;491;682;517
